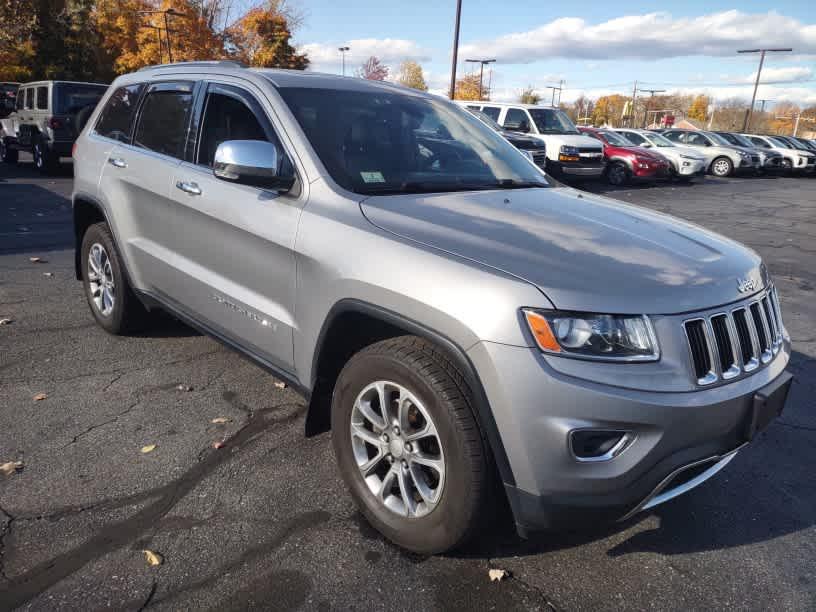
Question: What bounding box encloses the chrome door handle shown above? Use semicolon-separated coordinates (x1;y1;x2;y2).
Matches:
108;157;127;168
175;180;202;196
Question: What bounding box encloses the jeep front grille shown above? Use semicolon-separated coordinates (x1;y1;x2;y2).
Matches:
683;287;784;386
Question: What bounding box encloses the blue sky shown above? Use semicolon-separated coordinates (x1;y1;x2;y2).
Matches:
276;0;816;106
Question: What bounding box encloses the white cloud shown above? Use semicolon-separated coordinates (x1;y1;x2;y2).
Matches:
558;84;816;106
739;66;813;84
298;38;431;73
460;11;816;62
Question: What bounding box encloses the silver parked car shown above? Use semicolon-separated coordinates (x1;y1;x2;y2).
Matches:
661;129;760;177
614;128;707;180
743;134;816;174
72;62;793;553
713;131;784;172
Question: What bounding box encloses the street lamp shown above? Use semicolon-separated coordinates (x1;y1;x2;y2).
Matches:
738;48;792;132
338;46;350;76
138;8;187;63
448;0;462;99
465;59;495;100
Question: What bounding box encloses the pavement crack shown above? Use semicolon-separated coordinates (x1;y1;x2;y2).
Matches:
61;398;143;449
137;579;158;611
0;503;16;581
776;420;816;433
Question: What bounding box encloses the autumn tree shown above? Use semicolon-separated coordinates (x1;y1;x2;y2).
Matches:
453;73;487;101
519;87;540;104
591;94;629;127
357;56;388;81
228;3;308;69
688;95;709;122
396;60;427;91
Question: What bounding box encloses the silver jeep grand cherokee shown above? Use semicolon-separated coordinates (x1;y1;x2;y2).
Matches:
72;62;792;554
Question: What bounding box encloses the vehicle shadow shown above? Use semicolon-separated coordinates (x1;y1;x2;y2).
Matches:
447;348;813;562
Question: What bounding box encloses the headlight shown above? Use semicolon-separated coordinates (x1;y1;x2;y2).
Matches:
560;145;579;155
738;151;750;159
523;309;659;361
680;154;697;160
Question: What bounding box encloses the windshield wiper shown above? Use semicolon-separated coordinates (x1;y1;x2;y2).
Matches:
358;179;547;195
491;179;548;189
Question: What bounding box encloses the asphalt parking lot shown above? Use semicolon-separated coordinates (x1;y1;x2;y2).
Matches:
1;157;814;611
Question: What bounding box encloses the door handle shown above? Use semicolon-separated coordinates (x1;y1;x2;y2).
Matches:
108;157;127;168
175;180;202;196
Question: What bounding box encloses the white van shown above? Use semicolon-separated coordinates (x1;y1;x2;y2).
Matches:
454;101;604;179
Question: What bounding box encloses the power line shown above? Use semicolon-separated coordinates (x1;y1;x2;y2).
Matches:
738;47;793;131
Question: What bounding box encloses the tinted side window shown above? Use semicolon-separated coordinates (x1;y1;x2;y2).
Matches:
16;89;26;110
481;106;500;120
663;131;683;143
749;137;768;147
25;88;33;109
197;91;268;167
623;132;646;145
95;84;144;143
36;86;48;109
685;133;708;146
503;108;529;130
133;84;193;158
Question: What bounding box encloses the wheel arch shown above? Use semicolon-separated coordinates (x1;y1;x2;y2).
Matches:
306;298;516;487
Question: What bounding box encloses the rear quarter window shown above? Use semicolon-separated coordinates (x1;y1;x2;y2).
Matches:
53;84;107;115
94;84;145;143
132;84;194;159
36;86;48;110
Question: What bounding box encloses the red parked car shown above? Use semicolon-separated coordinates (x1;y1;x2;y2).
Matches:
578;127;670;186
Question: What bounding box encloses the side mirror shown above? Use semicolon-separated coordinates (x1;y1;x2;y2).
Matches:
641;142;652;148
213;140;295;191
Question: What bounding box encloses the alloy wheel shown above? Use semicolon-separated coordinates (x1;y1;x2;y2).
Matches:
712;158;731;176
34;142;42;168
350;381;445;518
608;163;627;186
87;243;116;316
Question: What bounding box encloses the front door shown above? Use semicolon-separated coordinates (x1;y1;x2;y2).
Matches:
165;81;302;373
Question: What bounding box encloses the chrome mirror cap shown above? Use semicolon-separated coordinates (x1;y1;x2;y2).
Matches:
213;140;292;190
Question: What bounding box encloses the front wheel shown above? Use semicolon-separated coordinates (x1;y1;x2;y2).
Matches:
606;161;629;186
331;336;490;554
0;138;17;164
33;138;58;174
710;156;733;177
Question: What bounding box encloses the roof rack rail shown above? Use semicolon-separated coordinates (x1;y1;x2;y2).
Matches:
138;60;247;72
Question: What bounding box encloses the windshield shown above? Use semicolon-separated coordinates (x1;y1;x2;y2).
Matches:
54;83;107;115
279;87;549;195
706;132;732;146
769;136;793;149
729;133;754;147
599;131;634;146
643;132;676;147
527;108;579;134
467;108;503;132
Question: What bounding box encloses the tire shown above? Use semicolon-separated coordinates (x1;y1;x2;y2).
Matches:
781;158;793;174
33;137;58;174
331;336;490;554
80;222;148;334
710;156;733;177
0;138;17;164
606;161;629;186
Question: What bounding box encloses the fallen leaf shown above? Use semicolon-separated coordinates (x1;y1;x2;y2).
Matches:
273;381;287;389
142;550;163;566
488;568;510;582
0;318;12;325
176;384;193;392
212;440;225;449
29;257;47;263
43;272;53;277
33;393;47;401
211;417;231;424
140;444;157;454
0;461;23;476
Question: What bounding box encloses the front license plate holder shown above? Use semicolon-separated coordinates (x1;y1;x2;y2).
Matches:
744;371;793;441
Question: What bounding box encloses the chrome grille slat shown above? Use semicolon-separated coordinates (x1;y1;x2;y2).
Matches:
683;287;783;386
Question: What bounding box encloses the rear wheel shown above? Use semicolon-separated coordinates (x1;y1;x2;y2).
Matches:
710;156;733;177
33;137;58;175
331;336;490;554
81;222;148;334
606;161;629;186
0;138;17;164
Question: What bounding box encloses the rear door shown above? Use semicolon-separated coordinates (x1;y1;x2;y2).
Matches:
165;80;302;373
97;80;196;292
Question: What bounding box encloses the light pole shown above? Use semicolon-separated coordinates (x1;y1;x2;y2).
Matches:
638;88;665;128
138;8;186;64
546;80;564;106
738;48;792;132
448;0;462;99
465;58;495;100
338;46;350;76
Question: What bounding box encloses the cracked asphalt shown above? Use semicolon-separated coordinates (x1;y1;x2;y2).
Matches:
1;156;815;611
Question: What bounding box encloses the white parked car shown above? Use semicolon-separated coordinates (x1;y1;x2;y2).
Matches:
743;134;816;174
455;101;604;180
614;128;707;181
661;129;760;177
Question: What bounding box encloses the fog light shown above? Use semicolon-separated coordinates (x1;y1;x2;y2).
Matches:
569;430;634;462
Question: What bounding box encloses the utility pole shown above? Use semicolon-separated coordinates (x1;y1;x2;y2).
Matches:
448;0;462;99
138;8;186;64
465;58;496;100
757;99;773;114
629;80;637;127
638;88;665;128
546;80;563;107
338;46;350;76
738;48;792;132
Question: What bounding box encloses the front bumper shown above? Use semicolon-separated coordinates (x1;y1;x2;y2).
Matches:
675;160;706;177
468;337;791;533
549;160;605;178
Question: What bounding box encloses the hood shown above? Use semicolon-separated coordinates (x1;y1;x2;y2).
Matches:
503;132;546;150
668;145;706;160
606;144;667;162
360;188;766;315
532;133;601;150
